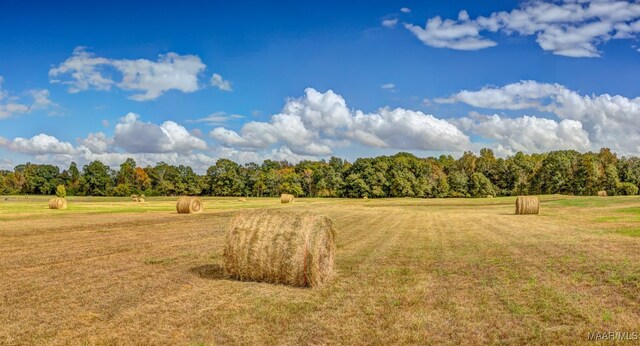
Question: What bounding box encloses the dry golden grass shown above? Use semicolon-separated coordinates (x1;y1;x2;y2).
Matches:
0;196;639;344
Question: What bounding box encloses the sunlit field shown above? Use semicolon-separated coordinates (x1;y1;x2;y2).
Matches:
1;196;639;344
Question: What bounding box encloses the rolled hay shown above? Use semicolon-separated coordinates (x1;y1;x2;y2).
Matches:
238;197;247;202
280;193;295;204
515;196;539;215
486;195;494;198
48;197;68;210
223;210;336;288
138;198;145;203
363;196;369;200
140;194;146;199
597;190;608;197
131;194;139;202
176;196;203;214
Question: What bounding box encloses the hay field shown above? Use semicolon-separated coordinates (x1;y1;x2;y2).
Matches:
1;196;639;344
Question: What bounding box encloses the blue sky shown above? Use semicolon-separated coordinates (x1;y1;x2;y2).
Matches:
2;0;640;171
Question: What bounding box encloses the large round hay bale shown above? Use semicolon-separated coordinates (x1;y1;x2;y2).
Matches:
223;210;336;288
597;190;608;197
515;196;539;215
176;197;203;214
48;198;67;210
138;198;145;203
280;193;295;204
238;197;247;202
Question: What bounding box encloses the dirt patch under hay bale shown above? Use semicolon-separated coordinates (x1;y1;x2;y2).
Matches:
223;209;336;288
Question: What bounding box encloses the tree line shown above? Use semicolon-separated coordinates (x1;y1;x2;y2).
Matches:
1;148;640;198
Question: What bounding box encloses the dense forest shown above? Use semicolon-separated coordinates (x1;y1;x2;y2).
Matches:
1;148;640;198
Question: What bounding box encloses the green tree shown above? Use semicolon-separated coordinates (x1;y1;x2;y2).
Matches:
80;161;113;196
469;172;497;197
55;184;67;198
617;182;639;195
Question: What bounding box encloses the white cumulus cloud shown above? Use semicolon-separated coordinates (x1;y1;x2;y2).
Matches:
211;88;470;155
439;80;640;154
405;0;640;57
49;47;206;101
113;113;207;154
2;134;76;155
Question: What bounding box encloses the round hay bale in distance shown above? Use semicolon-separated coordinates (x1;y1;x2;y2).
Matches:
48;197;68;210
223;210;336;288
515;196;539;215
176;197;203;214
597;190;608;197
280;193;295;204
238;197;247;202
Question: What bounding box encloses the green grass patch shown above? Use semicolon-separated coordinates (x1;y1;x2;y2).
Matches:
613;228;640;237
144;257;177;265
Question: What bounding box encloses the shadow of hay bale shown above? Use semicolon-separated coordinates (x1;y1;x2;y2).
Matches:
189;264;225;280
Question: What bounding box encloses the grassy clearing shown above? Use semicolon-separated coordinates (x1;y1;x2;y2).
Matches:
0;195;639;344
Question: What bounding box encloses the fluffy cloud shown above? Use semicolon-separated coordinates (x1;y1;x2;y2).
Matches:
211;88;470;155
0;114;216;172
78;132;112;154
113;53;205;101
456;114;591;154
48;47;113;92
2;134;76;155
405;11;497;50
405;0;640;57
400;7;411;14
440;80;640;154
210;73;233;92
49;47;206;100
113;113;207;153
0;76;55;119
435;80;564;109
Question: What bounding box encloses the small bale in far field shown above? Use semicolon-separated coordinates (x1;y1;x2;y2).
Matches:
597;190;608;197
176;197;203;214
515;196;539;215
280;193;295;204
48;197;68;210
223;209;336;288
238;197;247;202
